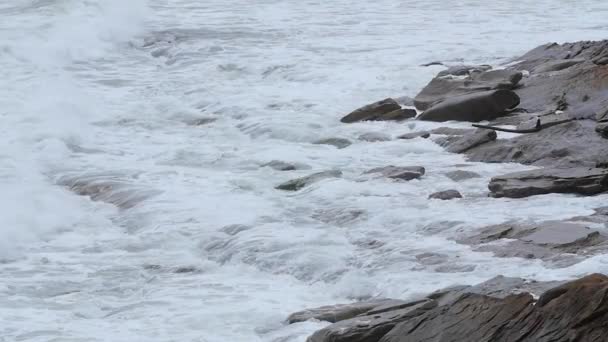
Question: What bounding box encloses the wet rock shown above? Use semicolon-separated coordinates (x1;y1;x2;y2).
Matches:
437;64;492;77
445;129;497;153
397;131;430;140
488;167;608;198
340;98;402;123
365;166;425;181
262;160;297;171
358;132;391;142
417;89;520;122
275;170;342;191
414;69;521;111
596;122;608;138
313;138;352;149
378;108;417;121
394;96;414;106
381;274;608;342
307;300;436;342
464;121;607;167
444;170;481;181
428;190;462;200
434;264;476;273
533;58;586;73
288;299;398;324
312;208;366;226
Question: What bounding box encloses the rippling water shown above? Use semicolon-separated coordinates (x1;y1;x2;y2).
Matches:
2;1;608;341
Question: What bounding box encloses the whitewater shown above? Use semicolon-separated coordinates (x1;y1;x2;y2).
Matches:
2;1;608;341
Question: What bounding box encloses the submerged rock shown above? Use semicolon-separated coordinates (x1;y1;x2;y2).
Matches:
262;160;297;171
288;299;412;324
340;98;403;123
488;167;608;198
364;166;425;181
397;131;430;140
417;89;520;122
445;128;497;153
275;170;342;191
358;132;391;142
444;170;481;181
428;190;462;200
313;138;352;149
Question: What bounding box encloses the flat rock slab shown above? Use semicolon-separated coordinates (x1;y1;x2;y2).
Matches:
444;170;481;181
314;138;352;149
288;299;398;324
428;190;462;200
340;98;403;123
365;166;425;181
488;167;608;198
276;170;342;191
397;131;430;140
522;222;599;246
307;300;436;342
430;127;477;136
445;128;497;153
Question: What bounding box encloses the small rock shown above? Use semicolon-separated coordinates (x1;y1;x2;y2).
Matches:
340;98;402;123
358;132;391;142
397;131;430;140
365;166;425;181
287;299;394;324
378;108;417;121
596;122;608;138
428;190;462;200
314;138;352;149
276;170;342;191
444;170;481;181
262;160;297;171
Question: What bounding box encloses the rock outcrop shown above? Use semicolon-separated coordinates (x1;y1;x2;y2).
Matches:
417;89;520;122
341;98;415;123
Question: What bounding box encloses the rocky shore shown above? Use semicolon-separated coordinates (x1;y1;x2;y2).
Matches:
285;40;608;341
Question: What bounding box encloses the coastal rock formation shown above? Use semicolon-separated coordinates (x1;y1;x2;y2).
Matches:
428;190;462;200
488;167;608;198
397;131;430;140
341;98;415;123
275;170;342;191
444;128;497;153
417;89;520;122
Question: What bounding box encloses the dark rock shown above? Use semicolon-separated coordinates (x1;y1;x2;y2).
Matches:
394;96;415;106
276;170;342;191
288;299;397;324
488;167;608;198
262;160;297;171
417;90;520;122
397;131;430;140
445;129;497;153
444;170;481;181
340;98;402;123
464;121;607;168
596;122;608;138
307;300;436;342
533;58;586;73
365;166;425;181
420;61;444;67
314;138;352;149
381;274;608;342
358;132;391;142
379;108;417;121
428;190;462;200
414;69;521;111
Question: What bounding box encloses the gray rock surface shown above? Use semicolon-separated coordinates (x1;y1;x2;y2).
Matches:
365;166;425;181
262;160;297;171
428;190;462;200
445;129;497;153
276;170;342;191
340;98;403;123
596;122;608;138
488;167;608;198
314;138;352;149
444;170;481;181
417;90;520;122
288;299;398;324
397;131;430;140
358;132;391;142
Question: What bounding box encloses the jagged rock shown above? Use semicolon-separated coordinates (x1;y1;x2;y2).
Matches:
596;122;608;138
307;300;436;342
340;98;402;123
488;167;608;198
397;131;430;140
380;274;608;342
314;138;352;149
358;132;391;142
464;121;607;168
417;90;520;122
444;170;481;181
288;299;402;324
414;69;522;111
445;129;497;153
365;166;425;181
428;190;462;200
275;170;342;191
